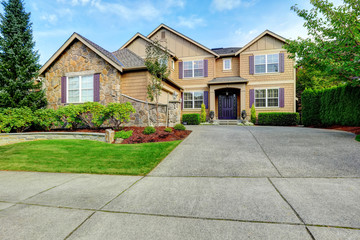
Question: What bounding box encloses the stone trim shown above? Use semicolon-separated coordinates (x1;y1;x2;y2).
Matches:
65;70;96;77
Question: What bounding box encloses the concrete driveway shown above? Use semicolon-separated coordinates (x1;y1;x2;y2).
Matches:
0;126;359;239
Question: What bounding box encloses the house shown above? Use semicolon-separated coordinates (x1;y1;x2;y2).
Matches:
40;24;296;123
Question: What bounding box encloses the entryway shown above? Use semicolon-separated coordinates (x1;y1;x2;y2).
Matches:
218;89;237;119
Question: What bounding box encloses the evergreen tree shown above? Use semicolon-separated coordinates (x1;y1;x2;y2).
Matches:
0;0;46;110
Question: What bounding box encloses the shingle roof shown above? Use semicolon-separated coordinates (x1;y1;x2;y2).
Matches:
211;47;242;56
208;76;248;85
112;48;145;68
76;33;124;68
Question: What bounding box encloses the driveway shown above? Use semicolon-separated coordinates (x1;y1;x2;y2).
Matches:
0;126;359;239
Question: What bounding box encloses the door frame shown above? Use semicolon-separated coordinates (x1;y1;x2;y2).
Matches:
217;89;238;120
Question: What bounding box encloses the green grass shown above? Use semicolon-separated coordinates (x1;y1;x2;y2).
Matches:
0;140;181;175
356;135;360;142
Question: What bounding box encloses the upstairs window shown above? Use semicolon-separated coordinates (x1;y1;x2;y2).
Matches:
255;54;279;74
67;75;93;103
223;58;231;70
183;60;204;78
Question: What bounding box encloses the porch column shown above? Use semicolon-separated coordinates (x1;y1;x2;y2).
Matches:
240;88;246;113
209;86;216;119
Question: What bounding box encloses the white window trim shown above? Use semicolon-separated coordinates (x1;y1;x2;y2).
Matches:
254;88;280;108
183;91;204;109
66;75;93;104
254;54;279;74
183;60;204;78
171;60;175;70
223;58;232;70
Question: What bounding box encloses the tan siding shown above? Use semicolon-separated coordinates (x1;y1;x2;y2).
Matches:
215;57;240;78
121;71;148;101
126;38;147;58
149;29;210;58
245;83;295;114
243;35;284;52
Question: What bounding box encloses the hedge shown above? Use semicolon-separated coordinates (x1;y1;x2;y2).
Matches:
182;113;200;125
258;112;300;126
302;85;360;126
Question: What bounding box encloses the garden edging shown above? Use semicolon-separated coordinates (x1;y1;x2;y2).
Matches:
0;132;105;146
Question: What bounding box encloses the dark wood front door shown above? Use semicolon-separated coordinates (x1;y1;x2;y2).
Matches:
218;93;237;119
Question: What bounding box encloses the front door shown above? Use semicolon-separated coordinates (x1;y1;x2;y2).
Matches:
218;93;237;119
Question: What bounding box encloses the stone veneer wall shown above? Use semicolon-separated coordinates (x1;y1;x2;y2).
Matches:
120;94;181;127
0;132;105;146
43;40;121;109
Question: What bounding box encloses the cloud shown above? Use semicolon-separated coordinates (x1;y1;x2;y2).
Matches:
211;0;256;11
177;15;205;29
41;14;58;24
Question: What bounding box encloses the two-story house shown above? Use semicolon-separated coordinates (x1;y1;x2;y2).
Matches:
39;24;296;121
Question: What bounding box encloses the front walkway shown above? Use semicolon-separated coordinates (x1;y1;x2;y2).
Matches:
0;126;360;239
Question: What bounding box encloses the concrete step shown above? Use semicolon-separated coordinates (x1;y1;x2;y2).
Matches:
217;120;239;125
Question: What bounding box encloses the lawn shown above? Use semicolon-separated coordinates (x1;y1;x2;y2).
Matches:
356;135;360;142
0;140;181;175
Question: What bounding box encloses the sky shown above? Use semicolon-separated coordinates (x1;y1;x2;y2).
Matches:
16;0;341;65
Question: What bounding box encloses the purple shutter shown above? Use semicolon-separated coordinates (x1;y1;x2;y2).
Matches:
279;53;285;73
204;91;208;109
61;76;67;103
179;62;183;79
93;73;100;102
204;60;208;77
249;89;254;108
249;56;254;75
181;92;183;110
279;88;285;107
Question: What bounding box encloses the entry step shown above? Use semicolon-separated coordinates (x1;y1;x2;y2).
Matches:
216;120;240;125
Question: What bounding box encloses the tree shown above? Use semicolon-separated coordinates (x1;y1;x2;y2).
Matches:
284;0;360;86
0;0;46;110
145;40;170;126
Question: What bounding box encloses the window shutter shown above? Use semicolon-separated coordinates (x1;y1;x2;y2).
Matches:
279;53;285;73
279;88;285;108
249;56;254;75
179;62;183;79
249;89;254;108
61;76;67;103
204;91;209;109
93;73;100;102
204;59;208;77
181;92;183;110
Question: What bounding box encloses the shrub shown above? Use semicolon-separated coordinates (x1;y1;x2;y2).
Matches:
164;127;172;132
104;102;136;130
174;124;186;130
258;112;300;126
115;130;133;139
182;113;200;125
143;126;156;135
251;104;256;124
34;108;59;131
356;135;360;142
0;107;35;133
56;104;83;130
77;102;106;129
302;85;360;127
200;103;206;123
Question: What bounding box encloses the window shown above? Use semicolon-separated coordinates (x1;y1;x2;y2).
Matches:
183;60;204;78
223;58;231;70
183;92;204;109
67;75;93;103
171;60;175;70
255;54;279;74
255;88;279;108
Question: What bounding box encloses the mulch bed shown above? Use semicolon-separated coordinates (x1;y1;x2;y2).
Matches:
322;126;360;135
120;127;192;144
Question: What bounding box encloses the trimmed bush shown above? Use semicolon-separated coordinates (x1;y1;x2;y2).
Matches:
115;130;133;139
251;104;256;124
143;126;156;135
174;124;186;131
356;135;360;142
302;85;360;126
164;127;172;132
34;108;59;131
200;103;206;123
103;102;136;130
0;107;35;133
182;113;200;125
258;112;300;126
77;102;106;129
56;104;83;130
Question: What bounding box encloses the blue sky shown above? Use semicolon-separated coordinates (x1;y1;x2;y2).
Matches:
18;0;339;64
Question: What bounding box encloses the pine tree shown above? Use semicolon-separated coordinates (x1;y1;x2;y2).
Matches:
0;0;46;110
